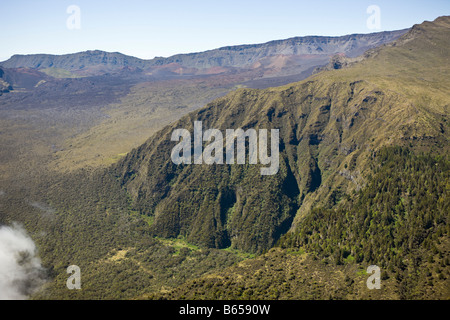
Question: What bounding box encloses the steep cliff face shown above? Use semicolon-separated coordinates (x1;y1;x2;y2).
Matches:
111;17;449;254
112;79;420;252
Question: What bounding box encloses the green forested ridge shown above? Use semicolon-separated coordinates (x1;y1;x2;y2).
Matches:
153;147;449;300
279;146;449;298
113;16;449;255
116;16;449;298
281;147;449;265
0;168;243;299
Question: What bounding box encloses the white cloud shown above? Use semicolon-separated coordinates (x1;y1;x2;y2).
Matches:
0;223;46;300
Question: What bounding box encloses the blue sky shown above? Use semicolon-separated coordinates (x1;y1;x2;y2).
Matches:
1;0;449;61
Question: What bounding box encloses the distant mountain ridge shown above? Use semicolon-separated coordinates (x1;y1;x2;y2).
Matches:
0;29;408;73
0;50;147;72
149;29;408;68
110;16;449;253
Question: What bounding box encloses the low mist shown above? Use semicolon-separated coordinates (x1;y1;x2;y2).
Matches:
0;223;47;300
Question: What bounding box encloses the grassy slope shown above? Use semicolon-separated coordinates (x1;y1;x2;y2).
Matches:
50;79;231;171
153;147;449;300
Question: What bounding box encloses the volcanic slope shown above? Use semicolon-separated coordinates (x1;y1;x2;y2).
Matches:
113;16;449;254
2;17;447;300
